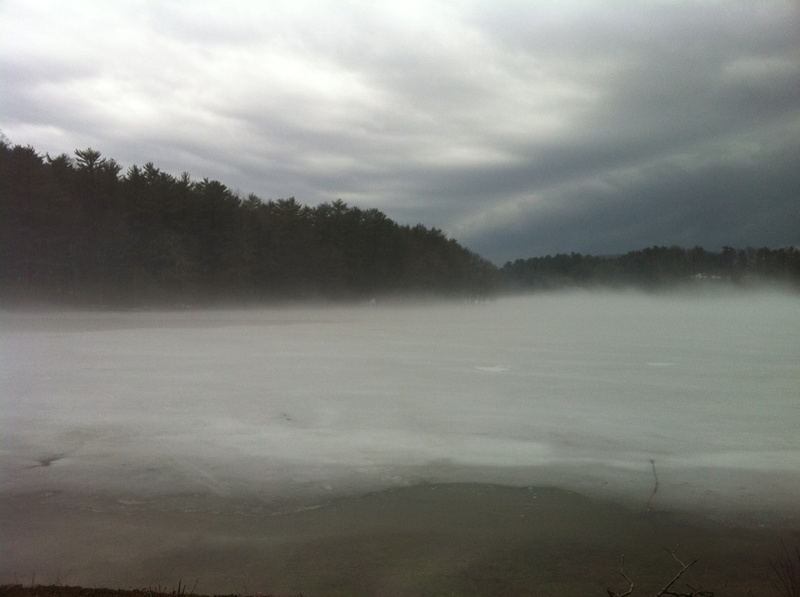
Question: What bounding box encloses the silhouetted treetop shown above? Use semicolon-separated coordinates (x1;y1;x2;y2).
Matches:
0;142;498;305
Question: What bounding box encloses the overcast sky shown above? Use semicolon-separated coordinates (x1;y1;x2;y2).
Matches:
2;1;798;263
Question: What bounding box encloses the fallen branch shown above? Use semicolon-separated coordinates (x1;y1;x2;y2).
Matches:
646;459;659;511
606;544;713;597
657;544;704;596
607;555;634;597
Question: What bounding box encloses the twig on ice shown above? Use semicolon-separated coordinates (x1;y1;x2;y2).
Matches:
607;555;634;597
646;458;660;510
656;544;699;597
607;544;713;597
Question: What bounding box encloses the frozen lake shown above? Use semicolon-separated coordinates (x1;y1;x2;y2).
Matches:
2;291;799;520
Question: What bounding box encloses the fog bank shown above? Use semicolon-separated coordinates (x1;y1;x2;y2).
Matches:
2;292;799;522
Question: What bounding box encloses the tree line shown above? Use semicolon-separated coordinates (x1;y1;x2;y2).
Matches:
502;245;800;291
1;138;797;306
0;141;498;305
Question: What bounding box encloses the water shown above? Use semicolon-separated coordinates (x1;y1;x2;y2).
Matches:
2;291;799;515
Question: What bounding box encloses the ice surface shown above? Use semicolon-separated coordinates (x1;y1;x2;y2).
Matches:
2;292;799;516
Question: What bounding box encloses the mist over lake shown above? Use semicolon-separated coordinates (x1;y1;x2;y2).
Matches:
2;291;799;594
3;291;798;512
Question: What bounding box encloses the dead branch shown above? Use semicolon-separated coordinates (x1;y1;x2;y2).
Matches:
608;555;634;597
606;544;713;597
656;544;706;597
770;541;800;597
646;458;659;510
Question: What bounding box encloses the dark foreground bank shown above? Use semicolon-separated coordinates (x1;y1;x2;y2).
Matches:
0;587;267;597
2;483;798;597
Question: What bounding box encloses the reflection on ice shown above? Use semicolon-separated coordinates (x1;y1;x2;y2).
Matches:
2;292;799;517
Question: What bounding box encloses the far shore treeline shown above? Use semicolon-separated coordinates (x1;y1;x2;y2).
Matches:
1;141;798;307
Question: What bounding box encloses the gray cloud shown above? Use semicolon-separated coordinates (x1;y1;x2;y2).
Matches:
2;0;798;264
466;139;800;262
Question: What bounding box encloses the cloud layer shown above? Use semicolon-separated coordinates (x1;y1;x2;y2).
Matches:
2;0;798;262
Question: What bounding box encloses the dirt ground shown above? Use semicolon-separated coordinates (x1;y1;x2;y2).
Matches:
2;483;799;597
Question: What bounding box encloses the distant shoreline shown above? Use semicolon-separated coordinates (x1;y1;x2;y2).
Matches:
2;274;799;312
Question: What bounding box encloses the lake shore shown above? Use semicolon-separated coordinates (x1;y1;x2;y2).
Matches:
3;482;798;597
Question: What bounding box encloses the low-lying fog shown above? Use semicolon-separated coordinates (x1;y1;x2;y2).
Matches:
2;291;799;520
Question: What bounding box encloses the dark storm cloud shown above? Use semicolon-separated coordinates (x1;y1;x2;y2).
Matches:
476;151;800;262
1;1;798;263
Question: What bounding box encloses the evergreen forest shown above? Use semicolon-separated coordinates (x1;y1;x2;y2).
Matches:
0;142;497;305
501;245;800;291
1;140;797;307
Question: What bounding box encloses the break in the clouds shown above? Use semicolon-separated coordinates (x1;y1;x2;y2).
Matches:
2;1;798;263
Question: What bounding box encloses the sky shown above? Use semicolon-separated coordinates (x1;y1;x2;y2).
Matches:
2;1;798;264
